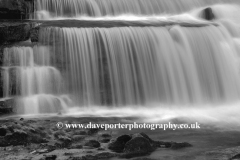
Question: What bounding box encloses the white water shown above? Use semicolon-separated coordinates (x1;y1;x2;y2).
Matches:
1;47;70;114
39;25;240;107
1;0;240;124
33;0;240;19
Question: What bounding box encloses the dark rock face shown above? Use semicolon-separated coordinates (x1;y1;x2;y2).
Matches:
44;155;57;160
0;22;31;45
0;123;50;147
0;26;8;44
0;127;7;136
0;98;15;114
84;140;101;148
202;7;215;21
108;135;132;152
230;154;240;160
123;137;153;158
30;26;39;42
0;0;34;19
1;129;28;146
99;138;110;143
132;132;153;143
108;132;192;159
56;135;72;148
8;23;30;42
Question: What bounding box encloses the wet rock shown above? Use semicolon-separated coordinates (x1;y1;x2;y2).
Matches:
58;135;72;148
122;137;153;158
81;155;96;160
20;118;24;121
99;133;111;143
202;7;215;21
87;128;100;135
30;135;49;144
0;0;34;19
9;23;30;42
171;142;192;149
12;129;28;137
132;132;154;143
74;130;87;135
101;133;111;138
43;143;57;151
1;129;28;146
84;140;100;148
37;149;49;154
95;152;116;159
97;147;105;151
99;138;110;143
29;127;36;133
64;152;73;156
83;146;95;149
72;135;85;141
7;125;14;133
28;131;49;144
30;26;39;42
0;98;15;114
53;130;65;138
108;135;132;152
230;154;240;160
0;127;7;136
0;26;7;44
70;144;83;149
0;22;31;45
44;155;57;160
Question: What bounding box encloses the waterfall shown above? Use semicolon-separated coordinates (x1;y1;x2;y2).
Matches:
1;46;69;114
37;25;240;107
1;0;240;115
34;0;240;19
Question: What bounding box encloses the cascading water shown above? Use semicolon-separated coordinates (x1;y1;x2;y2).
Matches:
34;0;240;19
39;26;240;106
1;0;240;117
1;46;69;114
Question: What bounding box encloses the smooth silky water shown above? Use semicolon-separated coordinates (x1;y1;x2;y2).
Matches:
1;0;240;159
1;0;240;124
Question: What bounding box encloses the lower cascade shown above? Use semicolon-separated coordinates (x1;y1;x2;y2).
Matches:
1;46;69;114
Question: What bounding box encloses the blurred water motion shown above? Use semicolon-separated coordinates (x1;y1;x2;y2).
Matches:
1;0;240;121
33;0;240;19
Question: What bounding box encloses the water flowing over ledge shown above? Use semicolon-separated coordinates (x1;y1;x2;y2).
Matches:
33;0;240;19
1;0;240;118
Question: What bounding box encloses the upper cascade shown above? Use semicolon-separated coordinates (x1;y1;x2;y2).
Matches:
33;0;240;20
